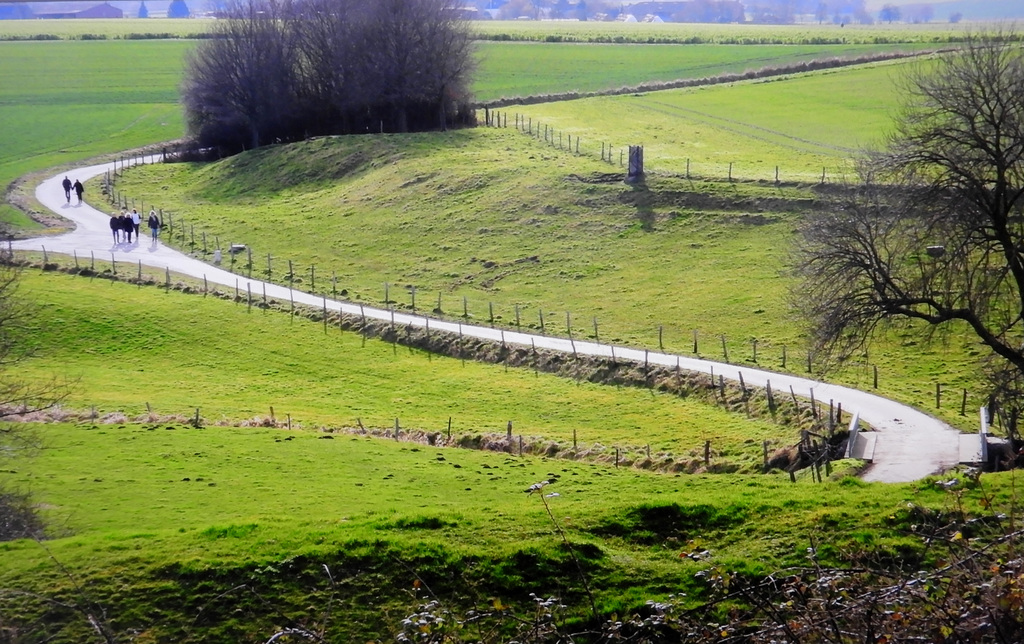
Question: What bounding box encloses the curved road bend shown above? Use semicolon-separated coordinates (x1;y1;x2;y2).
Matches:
14;161;962;483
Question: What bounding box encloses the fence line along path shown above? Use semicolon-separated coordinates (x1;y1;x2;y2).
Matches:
14;160;962;484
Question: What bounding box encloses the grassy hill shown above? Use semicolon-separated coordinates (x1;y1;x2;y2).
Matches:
109;62;987;432
0;23;940;229
15;269;795;465
0;18;1011;644
0;270;1001;642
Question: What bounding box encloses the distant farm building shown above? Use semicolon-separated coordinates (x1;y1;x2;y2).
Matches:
31;2;124;18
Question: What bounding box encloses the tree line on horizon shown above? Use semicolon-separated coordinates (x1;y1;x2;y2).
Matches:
182;0;476;154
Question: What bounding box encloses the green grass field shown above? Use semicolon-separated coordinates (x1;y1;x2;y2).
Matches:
0;33;928;231
0;18;1010;643
0;39;188;228
507;59;909;179
109;62;988;431
15;269;795;465
1;409;1003;642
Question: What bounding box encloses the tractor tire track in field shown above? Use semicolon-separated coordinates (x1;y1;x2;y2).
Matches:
637;99;858;156
13;159;962;483
478;49;932;109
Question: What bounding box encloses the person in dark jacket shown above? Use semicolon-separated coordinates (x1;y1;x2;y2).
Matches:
73;179;84;204
109;214;120;243
62;177;72;203
119;211;132;244
147;209;161;242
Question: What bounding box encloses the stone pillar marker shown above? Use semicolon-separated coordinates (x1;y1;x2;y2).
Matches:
626;145;644;183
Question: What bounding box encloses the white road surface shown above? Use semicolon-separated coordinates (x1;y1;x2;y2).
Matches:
13;160;964;483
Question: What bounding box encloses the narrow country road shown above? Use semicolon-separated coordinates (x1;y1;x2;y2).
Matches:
13;160;965;483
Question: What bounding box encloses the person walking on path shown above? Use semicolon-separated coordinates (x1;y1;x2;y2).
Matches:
109;213;121;243
147;209;160;242
73;179;84;204
118;210;132;244
131;209;141;240
62;177;72;203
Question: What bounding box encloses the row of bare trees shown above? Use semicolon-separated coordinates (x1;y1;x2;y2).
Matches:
182;0;476;154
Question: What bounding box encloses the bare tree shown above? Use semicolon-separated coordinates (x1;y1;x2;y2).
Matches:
878;3;900;22
414;0;477;131
182;0;301;150
182;0;475;151
793;33;1024;390
289;0;361;134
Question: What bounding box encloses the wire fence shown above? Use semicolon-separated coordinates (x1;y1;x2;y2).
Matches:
479;107;848;185
8;245;877;478
93;151;987;431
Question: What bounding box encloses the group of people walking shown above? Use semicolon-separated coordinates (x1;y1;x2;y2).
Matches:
109;208;161;244
61;176;84;204
58;176;162;247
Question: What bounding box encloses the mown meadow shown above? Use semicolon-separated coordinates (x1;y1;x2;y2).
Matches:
0;17;1006;643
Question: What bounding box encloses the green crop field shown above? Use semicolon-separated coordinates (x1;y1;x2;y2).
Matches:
471;19;975;44
0;17;973;44
0;39;188;228
0;17;214;40
472;41;933;100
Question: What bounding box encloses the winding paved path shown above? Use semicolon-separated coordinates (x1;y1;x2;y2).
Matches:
13;160;963;483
